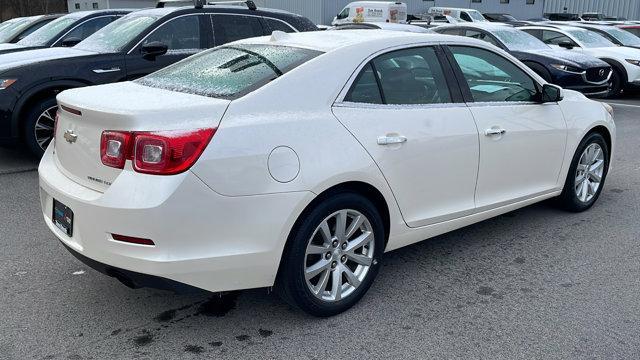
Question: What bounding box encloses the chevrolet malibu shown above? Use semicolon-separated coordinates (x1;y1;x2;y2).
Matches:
39;30;615;317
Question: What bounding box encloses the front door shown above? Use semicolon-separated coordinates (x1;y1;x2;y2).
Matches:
332;46;479;227
446;45;567;208
125;14;208;80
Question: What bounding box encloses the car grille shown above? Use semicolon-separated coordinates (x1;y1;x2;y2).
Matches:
586;67;611;83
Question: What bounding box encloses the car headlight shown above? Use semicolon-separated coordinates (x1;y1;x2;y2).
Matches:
0;79;17;90
626;59;640;66
602;102;614;117
550;64;583;73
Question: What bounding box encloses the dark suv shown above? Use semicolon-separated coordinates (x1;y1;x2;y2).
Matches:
0;3;317;155
0;10;130;56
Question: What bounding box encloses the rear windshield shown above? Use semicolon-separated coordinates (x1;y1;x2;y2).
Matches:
137;44;323;99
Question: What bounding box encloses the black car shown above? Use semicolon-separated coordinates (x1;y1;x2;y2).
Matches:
0;14;61;44
482;13;532;27
545;13;581;21
0;3;317;155
0;10;129;56
433;24;612;97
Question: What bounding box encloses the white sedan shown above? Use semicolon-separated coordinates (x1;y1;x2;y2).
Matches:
39;30;615;316
520;24;640;97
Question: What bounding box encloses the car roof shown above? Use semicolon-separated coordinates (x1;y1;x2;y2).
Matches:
435;22;514;31
134;4;301;17
235;29;483;52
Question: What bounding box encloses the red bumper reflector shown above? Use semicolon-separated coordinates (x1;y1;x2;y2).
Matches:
60;104;82;116
111;234;155;246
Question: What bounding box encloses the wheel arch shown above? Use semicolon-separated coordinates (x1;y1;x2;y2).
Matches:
12;79;93;138
275;181;391;281
600;58;628;84
585;125;613;159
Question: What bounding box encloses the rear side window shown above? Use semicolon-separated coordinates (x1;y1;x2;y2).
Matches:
465;30;500;47
212;15;264;46
449;46;538;103
263;18;295;33
346;47;451;105
137;44;322;99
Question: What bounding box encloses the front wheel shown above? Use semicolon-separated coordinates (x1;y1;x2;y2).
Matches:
606;68;623;98
277;193;385;317
23;97;57;157
557;132;609;212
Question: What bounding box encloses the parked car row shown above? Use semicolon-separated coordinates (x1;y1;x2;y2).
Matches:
0;2;617;317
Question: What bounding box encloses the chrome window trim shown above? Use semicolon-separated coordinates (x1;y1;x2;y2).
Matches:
334;101;467;110
52;15;120;46
126;13;203;55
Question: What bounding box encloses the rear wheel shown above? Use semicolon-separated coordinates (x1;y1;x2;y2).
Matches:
23;97;57;157
277;193;385;317
557;132;609;212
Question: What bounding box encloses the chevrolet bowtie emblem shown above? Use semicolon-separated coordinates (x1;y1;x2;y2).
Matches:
64;130;78;144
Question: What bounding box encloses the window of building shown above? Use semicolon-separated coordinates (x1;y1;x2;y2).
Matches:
526;0;535;4
471;0;482;3
74;3;80;9
500;0;509;4
93;3;99;9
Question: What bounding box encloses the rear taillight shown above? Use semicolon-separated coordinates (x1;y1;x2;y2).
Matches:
100;131;133;169
100;128;215;175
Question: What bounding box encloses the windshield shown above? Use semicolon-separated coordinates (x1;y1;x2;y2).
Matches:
493;29;550;51
137;44;323;99
75;14;159;53
567;28;615;48
0;18;34;43
602;27;640;46
17;16;78;46
469;11;487;21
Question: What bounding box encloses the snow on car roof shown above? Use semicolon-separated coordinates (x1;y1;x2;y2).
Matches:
234;29;478;53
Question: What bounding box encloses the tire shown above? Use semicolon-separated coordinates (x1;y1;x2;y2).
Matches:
526;62;552;83
23;97;58;157
607;68;623;98
277;192;385;317
557;132;609;212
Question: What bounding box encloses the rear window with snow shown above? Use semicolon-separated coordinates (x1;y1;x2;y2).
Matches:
137;44;323;99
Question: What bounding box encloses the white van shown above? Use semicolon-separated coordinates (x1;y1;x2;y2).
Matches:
428;7;487;22
332;1;408;26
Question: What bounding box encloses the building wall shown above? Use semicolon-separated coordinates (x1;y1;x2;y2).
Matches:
544;0;640;20
258;0;545;25
67;0;155;12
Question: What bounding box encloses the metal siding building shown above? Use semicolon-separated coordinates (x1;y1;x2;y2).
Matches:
544;0;640;20
256;0;546;25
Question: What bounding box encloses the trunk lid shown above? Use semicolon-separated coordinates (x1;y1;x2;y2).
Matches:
54;82;230;192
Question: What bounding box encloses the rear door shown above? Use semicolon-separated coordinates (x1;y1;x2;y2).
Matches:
445;45;567;208
332;46;479;227
125;14;209;80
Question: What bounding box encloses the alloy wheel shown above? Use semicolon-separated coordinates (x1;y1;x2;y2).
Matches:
574;143;605;203
34;105;57;150
304;209;375;302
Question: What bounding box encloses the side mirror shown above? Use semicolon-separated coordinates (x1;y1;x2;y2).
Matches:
558;40;575;49
541;84;563;103
61;37;82;47
141;41;168;60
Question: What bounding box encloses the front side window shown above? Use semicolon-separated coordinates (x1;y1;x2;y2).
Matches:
212;15;264;46
264;18;295;33
337;8;350;20
61;16;117;42
449;46;538;103
15;19;51;41
460;12;472;22
540;30;577;47
143;15;202;51
492;28;549;51
565;28;613;48
465;30;500;47
137;44;322;99
602;27;640;46
346;47;451;105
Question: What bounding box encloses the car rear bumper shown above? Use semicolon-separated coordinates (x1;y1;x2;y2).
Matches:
39;144;314;293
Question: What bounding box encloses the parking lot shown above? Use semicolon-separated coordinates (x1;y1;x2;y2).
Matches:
0;98;638;359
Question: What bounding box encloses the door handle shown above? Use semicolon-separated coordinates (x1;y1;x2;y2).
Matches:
92;67;121;74
377;135;407;145
484;128;507;136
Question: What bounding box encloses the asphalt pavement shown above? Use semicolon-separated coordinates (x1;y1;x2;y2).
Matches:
0;100;639;359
